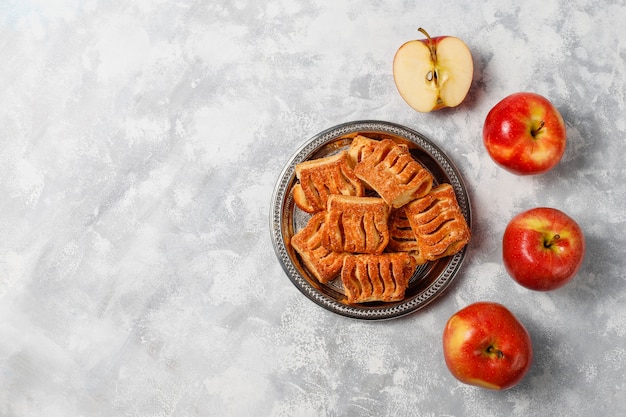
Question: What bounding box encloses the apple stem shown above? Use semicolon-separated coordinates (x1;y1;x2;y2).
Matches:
531;120;545;138
417;27;439;86
545;234;561;248
418;27;432;40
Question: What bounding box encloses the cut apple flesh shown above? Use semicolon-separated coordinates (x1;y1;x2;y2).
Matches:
393;36;473;112
436;38;473;106
393;42;439;112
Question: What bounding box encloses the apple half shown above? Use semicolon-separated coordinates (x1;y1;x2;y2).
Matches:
393;28;474;112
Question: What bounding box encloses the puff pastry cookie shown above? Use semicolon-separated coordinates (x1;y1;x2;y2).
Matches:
290;212;347;284
321;195;390;254
386;207;427;264
403;183;470;261
347;135;379;164
347;134;407;166
354;139;433;208
341;252;416;303
293;151;364;213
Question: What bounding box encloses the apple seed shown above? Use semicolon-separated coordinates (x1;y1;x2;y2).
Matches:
418;27;440;86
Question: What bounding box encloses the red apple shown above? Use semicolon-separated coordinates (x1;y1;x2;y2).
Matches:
393;28;473;112
503;207;585;291
483;92;566;175
442;302;533;390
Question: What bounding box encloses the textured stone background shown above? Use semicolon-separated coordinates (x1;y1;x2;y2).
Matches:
1;1;625;416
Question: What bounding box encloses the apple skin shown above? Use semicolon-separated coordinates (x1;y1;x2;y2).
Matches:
442;302;533;390
503;207;585;291
393;28;473;113
483;92;566;175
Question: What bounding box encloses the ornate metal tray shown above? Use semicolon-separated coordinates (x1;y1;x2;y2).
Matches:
270;120;471;320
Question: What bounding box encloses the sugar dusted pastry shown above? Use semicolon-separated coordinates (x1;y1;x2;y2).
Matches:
348;135;411;165
347;135;380;165
404;183;470;261
386;207;427;264
293;151;364;214
353;139;433;208
321;195;390;254
341;252;416;303
290;212;347;284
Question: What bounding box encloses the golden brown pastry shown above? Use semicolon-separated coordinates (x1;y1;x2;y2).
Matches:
341;252;416;303
293;151;364;214
348;135;411;165
290;212;347;284
321;195;390;254
353;139;433;208
386;207;427;264
347;135;380;165
403;183;470;261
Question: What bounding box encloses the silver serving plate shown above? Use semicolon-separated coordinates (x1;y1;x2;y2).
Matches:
270;120;471;320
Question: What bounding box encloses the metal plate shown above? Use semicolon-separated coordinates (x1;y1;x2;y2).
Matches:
270;120;471;320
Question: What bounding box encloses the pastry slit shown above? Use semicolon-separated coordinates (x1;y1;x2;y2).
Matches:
380;258;396;299
396;157;413;178
377;145;392;162
369;257;383;299
357;260;372;297
310;236;322;249
414;180;432;199
305;177;322;208
427;217;454;236
357;148;367;162
381;263;396;297
358;214;367;250
352;266;363;296
402;167;419;185
340;166;358;194
372;213;385;247
337;212;345;249
388;153;401;171
421;197;440;214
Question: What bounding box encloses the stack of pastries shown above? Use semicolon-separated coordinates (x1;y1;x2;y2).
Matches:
289;135;470;304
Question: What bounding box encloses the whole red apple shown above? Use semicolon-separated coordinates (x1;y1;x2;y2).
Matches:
442;302;533;390
483;92;566;175
503;207;585;291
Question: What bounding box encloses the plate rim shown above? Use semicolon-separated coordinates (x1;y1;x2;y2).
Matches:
270;120;471;320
